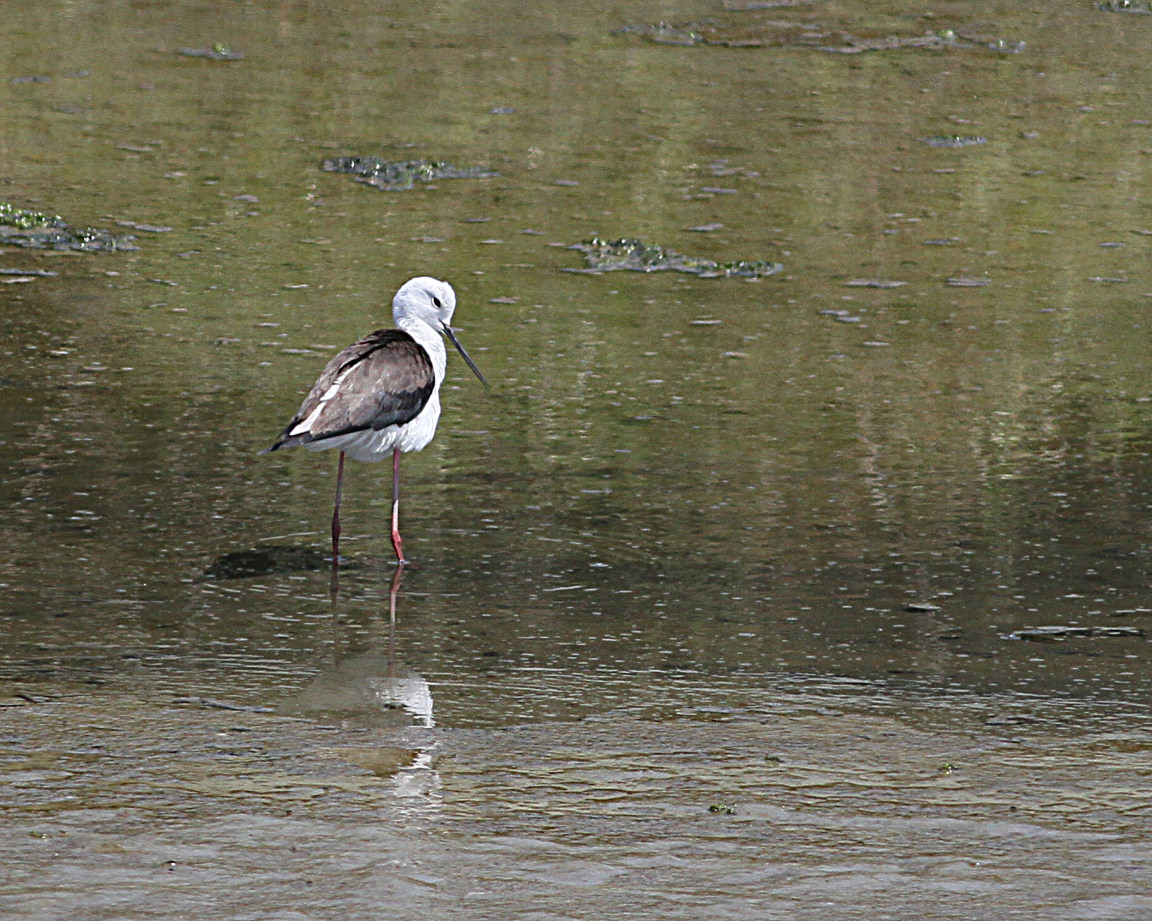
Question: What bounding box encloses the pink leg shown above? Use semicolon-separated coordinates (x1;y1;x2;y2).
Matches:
390;447;407;565
331;450;345;569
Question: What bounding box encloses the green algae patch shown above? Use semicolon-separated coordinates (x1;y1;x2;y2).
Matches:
922;135;987;148
618;20;1023;54
0;203;137;252
177;44;244;60
1006;625;1145;642
321;156;497;191
569;237;782;278
1098;1;1152;12
0;203;60;230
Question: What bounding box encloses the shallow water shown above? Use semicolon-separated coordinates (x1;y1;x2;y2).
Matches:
3;1;1152;917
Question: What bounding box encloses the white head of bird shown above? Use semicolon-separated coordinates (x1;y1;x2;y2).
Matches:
392;277;487;387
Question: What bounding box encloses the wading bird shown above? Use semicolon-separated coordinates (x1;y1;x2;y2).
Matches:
263;276;487;566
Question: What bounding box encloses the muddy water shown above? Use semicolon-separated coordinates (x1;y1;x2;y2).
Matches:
3;1;1152;917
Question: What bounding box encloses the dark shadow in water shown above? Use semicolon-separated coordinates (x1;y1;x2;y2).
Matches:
202;545;347;580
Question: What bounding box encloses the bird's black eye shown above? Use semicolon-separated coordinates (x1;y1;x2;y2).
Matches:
432;296;442;308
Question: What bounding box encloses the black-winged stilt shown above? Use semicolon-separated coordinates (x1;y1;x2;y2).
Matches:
263;276;487;566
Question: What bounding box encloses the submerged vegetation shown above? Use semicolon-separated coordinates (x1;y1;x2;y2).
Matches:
569;237;783;278
320;156;497;191
0;202;137;252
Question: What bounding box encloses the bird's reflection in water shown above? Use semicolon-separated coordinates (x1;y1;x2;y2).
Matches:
286;567;432;727
279;567;440;797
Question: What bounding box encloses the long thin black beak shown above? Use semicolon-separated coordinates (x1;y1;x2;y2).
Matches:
442;324;489;388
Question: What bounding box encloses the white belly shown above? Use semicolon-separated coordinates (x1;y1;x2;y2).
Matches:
304;391;441;461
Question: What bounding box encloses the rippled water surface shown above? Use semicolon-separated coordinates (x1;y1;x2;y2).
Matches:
3;1;1152;917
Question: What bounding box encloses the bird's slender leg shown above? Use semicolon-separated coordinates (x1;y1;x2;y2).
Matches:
391;447;407;565
331;450;346;569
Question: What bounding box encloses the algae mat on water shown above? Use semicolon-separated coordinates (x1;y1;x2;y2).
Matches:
320;156;498;191
0;202;137;252
568;237;783;278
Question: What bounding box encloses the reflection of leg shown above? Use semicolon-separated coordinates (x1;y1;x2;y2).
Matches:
331;450;345;569
391;447;407;565
387;564;402;671
388;564;403;633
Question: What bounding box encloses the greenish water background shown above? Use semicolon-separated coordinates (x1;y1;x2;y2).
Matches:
3;2;1152;918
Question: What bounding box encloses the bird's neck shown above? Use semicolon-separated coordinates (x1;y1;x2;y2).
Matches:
395;315;447;382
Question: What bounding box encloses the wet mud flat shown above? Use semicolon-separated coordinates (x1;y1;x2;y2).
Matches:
2;679;1150;920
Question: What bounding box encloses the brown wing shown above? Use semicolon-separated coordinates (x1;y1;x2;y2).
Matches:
265;329;434;451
